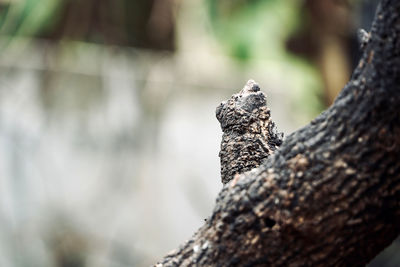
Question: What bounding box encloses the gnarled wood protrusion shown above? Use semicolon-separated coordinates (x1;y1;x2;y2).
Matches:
216;80;283;184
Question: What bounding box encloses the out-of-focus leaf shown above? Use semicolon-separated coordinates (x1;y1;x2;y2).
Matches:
17;0;62;36
206;0;299;61
0;0;62;40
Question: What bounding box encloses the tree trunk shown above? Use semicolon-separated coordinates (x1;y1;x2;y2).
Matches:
155;0;400;265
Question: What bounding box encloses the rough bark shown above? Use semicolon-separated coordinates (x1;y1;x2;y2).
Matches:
216;80;283;184
155;0;400;266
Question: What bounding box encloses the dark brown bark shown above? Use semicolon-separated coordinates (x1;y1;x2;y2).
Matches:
216;80;283;184
155;0;400;265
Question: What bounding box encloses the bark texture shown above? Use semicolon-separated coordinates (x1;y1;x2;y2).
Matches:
216;80;283;184
155;0;400;265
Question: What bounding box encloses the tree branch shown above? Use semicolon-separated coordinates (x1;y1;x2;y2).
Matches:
155;0;400;265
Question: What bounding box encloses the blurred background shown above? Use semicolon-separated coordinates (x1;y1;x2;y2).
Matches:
1;0;398;266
